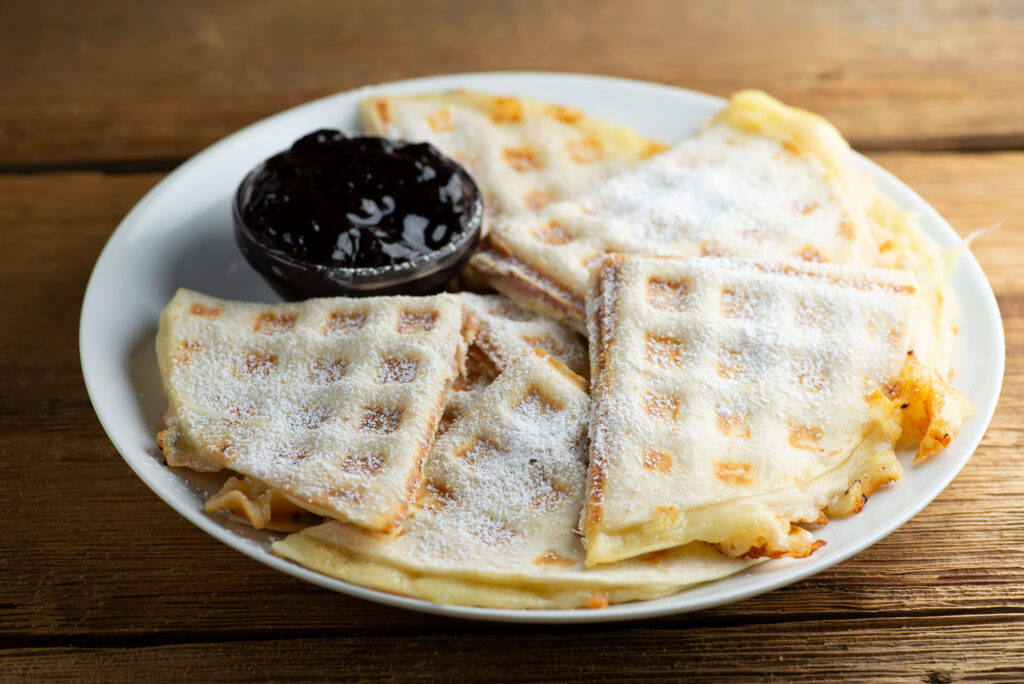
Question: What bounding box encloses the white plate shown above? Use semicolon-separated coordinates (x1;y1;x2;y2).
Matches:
80;72;1004;624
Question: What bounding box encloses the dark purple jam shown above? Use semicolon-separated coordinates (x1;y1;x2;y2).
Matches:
238;130;477;269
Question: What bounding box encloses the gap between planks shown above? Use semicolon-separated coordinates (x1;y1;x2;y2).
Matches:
4;607;1024;652
4;136;1024;177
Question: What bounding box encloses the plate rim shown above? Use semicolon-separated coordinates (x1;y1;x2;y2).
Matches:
79;70;1005;624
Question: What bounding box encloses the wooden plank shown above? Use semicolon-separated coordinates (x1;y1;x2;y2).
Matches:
3;622;1024;681
4;426;1021;639
3;0;1024;166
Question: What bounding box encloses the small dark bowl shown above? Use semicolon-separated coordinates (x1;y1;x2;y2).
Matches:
232;153;483;300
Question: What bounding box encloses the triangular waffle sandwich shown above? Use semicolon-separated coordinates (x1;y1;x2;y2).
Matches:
584;255;971;566
274;349;756;609
471;90;891;330
360;91;666;232
156;288;465;534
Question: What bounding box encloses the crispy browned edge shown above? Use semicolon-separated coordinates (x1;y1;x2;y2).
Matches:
528;346;588;394
582;254;630;532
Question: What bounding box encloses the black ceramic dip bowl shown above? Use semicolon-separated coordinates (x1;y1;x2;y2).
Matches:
234;130;482;299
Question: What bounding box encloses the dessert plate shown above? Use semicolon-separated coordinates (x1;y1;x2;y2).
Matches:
79;72;1004;623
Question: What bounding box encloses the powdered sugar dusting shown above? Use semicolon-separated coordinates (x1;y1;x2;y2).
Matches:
277;348;758;598
486;121;874;319
401;351;589;566
156;289;464;532
585;255;918;555
376;358;419;384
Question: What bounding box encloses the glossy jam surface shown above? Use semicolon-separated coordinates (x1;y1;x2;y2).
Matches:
239;130;477;269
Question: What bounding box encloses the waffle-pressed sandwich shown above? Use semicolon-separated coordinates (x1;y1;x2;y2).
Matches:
274;349;756;609
156;288;465;534
360;91;666;232
584;255;971;566
472;90;917;331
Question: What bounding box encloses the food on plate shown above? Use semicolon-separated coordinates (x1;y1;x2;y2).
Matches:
360;91;666;233
584;254;970;565
234;130;482;299
149;86;975;610
274;349;756;609
155;288;465;534
471;90;926;331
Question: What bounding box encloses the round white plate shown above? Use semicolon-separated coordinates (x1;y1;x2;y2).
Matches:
80;72;1004;623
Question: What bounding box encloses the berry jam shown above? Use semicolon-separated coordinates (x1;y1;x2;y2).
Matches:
234;130;481;299
239;130;477;269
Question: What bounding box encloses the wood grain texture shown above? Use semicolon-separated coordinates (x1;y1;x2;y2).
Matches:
3;623;1024;681
3;0;1024;678
1;155;1021;678
3;0;1024;167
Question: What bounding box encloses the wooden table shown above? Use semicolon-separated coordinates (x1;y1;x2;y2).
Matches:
3;1;1022;679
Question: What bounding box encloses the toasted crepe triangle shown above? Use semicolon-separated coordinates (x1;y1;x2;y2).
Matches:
156;288;465;534
584;255;934;565
471;90;889;331
274;349;756;609
360;91;665;234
